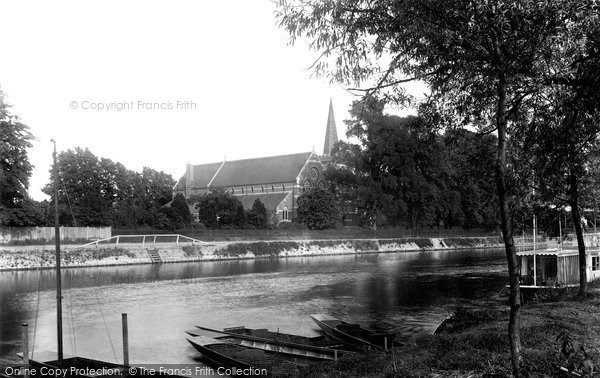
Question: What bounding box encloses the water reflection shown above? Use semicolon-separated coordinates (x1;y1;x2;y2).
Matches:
0;249;507;364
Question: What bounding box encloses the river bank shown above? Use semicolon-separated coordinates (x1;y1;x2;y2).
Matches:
0;237;507;271
306;285;600;377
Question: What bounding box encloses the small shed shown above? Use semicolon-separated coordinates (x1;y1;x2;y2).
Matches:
518;248;600;287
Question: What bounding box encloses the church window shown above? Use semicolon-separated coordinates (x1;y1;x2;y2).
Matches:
310;166;320;181
283;206;289;221
302;179;311;192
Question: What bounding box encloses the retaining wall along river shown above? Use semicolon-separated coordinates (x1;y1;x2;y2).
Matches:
0;237;507;270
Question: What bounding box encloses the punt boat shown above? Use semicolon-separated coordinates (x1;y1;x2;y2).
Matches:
310;314;397;350
187;336;307;376
187;326;349;360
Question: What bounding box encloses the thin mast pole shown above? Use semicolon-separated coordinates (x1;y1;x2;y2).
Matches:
533;214;537;286
559;215;562;251
52;139;63;367
531;187;537;286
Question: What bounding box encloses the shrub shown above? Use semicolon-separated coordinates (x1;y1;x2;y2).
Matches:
297;189;340;230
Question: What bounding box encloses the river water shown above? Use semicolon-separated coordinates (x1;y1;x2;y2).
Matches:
0;249;508;366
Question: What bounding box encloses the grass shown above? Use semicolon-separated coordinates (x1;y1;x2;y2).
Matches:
300;286;600;377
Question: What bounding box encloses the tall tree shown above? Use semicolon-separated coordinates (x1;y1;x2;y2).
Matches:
297;188;340;229
276;1;595;373
194;187;247;229
0;90;36;226
171;193;192;225
443;128;499;229
330;99;456;229
43;147;113;226
520;80;600;295
247;199;269;229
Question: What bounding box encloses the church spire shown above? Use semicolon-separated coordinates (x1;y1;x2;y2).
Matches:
323;98;338;156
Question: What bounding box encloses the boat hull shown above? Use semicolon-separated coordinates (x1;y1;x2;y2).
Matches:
310;314;395;350
188;326;347;361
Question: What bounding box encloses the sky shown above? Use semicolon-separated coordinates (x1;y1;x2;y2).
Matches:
0;0;426;200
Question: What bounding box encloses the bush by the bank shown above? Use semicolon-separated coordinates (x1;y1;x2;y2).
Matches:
301;290;600;377
181;245;203;257
218;241;301;257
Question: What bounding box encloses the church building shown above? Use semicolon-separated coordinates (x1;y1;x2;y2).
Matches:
174;100;339;224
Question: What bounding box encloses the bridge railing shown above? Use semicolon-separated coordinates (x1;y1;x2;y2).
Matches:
79;234;206;248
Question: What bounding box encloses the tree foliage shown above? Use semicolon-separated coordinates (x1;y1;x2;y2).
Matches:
0;90;36;226
328;99;498;230
42;147;178;229
171;193;192;225
517;52;600;294
276;1;599;374
194;187;247;229
297;188;340;230
247;199;269;229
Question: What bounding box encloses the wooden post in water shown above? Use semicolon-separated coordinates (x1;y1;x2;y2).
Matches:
122;313;129;366
22;322;29;377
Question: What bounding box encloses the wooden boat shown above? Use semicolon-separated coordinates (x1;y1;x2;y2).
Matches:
187;336;308;376
310;314;397;350
14;351;171;377
187;326;349;361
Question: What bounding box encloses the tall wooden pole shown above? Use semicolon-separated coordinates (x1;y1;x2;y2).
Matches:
52;139;64;367
22;322;29;375
122;313;129;367
533;215;537;286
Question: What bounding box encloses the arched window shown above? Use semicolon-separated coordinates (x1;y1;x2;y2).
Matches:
282;206;289;221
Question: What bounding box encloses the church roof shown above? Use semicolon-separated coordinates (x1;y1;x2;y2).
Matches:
188;162;224;189
236;192;290;211
210;152;312;187
176;152;313;191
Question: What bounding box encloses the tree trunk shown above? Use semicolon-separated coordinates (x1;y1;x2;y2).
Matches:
495;75;522;376
569;168;587;296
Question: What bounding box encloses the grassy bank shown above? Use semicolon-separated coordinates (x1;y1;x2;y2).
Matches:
212;237;504;258
305;287;600;377
0;237;508;270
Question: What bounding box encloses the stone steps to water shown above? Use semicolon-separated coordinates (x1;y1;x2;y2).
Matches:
146;249;162;263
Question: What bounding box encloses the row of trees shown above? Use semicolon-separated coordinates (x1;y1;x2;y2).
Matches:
275;0;600;374
40;147;186;229
192;188;269;229
327;99;499;230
